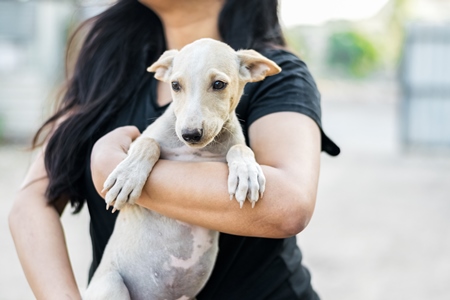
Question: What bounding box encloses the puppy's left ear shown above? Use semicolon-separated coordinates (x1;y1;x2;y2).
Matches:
237;49;281;82
147;49;179;82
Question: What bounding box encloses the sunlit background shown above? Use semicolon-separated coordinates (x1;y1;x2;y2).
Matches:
1;0;449;299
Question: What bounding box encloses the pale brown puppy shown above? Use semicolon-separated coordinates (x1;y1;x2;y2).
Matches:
84;38;280;300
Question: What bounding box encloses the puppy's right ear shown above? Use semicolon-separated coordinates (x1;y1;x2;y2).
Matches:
147;49;179;82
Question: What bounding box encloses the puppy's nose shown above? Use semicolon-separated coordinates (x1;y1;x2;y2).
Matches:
181;129;203;143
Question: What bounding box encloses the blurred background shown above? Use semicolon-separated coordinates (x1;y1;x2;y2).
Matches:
1;0;449;299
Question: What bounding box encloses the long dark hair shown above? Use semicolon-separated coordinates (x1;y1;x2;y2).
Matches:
33;0;286;213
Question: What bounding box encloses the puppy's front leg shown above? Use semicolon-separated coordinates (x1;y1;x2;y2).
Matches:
226;144;265;208
103;136;160;212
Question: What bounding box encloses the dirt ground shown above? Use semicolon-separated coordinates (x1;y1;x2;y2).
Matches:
1;93;450;299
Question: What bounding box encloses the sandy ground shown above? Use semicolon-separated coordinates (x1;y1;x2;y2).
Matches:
1;92;450;299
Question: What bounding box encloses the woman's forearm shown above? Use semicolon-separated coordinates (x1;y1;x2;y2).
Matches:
140;159;313;238
93;155;313;238
9;189;81;300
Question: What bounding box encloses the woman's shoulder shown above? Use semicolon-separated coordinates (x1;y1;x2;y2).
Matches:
257;47;317;88
259;47;306;68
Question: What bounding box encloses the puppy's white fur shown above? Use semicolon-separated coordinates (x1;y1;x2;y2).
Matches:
84;38;281;300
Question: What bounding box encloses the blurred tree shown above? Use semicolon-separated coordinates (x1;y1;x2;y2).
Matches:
283;0;415;79
326;30;380;78
385;0;410;62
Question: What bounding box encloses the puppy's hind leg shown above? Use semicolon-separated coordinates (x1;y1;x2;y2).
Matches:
83;272;130;300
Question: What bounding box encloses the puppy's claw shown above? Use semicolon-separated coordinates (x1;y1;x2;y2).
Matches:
230;194;234;200
251;201;256;208
239;201;244;209
112;207;117;213
106;203;110;210
102;178;116;194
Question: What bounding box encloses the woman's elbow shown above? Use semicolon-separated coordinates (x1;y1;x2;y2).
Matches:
8;203;20;233
8;198;28;235
276;192;316;238
280;212;312;238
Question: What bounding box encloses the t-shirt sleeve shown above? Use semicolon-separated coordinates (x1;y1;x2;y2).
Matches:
241;49;340;156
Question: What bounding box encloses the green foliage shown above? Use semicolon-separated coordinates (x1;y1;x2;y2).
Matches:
326;30;380;78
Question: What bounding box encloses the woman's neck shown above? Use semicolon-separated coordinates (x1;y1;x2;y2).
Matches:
163;14;222;50
140;0;224;50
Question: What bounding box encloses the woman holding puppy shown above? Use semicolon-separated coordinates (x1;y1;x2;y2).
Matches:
9;0;339;299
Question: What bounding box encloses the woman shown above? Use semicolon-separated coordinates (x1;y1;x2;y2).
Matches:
9;0;339;299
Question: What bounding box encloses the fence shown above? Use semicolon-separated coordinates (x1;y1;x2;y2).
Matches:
400;22;450;149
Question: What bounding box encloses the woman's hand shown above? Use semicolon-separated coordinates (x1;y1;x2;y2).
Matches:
90;126;141;196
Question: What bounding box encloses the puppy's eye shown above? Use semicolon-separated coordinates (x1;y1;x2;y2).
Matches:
212;80;227;90
171;81;181;92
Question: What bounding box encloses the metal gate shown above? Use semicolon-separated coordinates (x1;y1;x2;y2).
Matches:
400;22;450;148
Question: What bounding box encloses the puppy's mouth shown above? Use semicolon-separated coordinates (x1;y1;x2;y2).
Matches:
182;136;214;149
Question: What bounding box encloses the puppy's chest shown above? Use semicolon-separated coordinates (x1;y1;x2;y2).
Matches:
160;144;227;163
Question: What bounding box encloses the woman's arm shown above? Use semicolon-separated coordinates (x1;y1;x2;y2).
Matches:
8;150;81;300
91;112;321;238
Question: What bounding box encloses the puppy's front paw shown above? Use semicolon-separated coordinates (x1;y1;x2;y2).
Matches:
227;145;265;208
102;137;160;212
102;158;152;212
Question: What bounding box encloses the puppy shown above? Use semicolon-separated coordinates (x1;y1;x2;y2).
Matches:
84;38;281;300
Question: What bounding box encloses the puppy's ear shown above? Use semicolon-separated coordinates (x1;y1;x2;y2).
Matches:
147;49;179;82
237;49;281;82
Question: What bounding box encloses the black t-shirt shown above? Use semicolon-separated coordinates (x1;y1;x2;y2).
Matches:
83;48;339;299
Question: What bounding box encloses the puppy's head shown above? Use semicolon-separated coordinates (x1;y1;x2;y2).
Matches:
147;38;281;148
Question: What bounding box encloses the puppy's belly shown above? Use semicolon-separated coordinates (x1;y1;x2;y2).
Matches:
106;206;219;300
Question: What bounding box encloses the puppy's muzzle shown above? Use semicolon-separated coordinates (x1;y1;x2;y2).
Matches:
181;128;203;143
